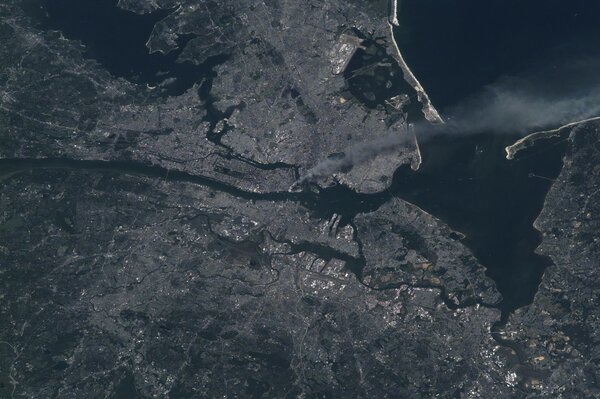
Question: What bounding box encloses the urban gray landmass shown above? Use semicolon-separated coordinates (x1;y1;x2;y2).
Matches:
0;1;598;398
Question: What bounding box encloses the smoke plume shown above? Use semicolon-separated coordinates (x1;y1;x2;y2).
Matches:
293;128;417;187
296;69;600;186
446;76;600;135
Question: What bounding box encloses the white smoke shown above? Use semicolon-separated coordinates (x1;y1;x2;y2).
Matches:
293;127;415;187
296;72;600;187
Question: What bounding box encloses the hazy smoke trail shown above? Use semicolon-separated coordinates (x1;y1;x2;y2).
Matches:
296;74;600;186
294;128;417;186
447;81;600;134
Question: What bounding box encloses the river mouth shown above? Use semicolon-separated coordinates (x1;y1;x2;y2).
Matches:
389;133;567;314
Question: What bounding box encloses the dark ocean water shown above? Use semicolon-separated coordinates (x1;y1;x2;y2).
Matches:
392;0;600;313
390;134;568;313
396;0;600;108
25;0;600;314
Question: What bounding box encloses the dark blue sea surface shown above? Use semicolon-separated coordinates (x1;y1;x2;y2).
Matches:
396;0;600;108
391;0;600;313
